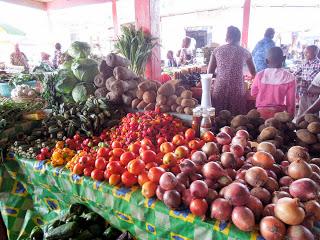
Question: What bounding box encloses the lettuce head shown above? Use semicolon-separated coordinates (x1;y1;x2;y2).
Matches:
71;58;99;83
68;41;91;59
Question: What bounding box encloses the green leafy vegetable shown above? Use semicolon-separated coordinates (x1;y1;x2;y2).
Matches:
68;41;91;59
71;58;99;83
55;69;78;94
72;83;94;103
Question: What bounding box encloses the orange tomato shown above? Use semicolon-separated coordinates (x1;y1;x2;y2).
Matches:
174;146;189;159
113;148;125;158
157;137;167;145
147;167;165;183
120;152;136;166
188;140;200;150
159;142;175;154
138;171;150;186
185;128;196;141
127;159;145;175
121;171;138;187
112;141;122;149
140;150;156;163
172;134;186;146
55;141;64;149
201;131;216;142
163;152;177;165
141;181;157;198
109;174;121;186
128;142;140;154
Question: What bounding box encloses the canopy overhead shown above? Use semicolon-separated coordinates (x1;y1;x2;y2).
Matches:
0;23;25;36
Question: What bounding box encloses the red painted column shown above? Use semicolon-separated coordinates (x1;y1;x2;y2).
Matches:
241;0;251;48
112;0;119;37
134;0;161;80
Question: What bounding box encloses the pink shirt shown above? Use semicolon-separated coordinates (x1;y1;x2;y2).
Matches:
251;68;297;115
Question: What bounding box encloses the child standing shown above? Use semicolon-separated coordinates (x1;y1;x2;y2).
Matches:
294;45;320;118
251;47;296;119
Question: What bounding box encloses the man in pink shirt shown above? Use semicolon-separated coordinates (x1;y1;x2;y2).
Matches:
251;47;296;119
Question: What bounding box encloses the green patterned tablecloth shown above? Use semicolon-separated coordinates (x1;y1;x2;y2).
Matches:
1;156;267;240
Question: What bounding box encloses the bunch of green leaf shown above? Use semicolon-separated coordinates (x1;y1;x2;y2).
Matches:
114;24;158;76
9;73;35;86
68;41;91;59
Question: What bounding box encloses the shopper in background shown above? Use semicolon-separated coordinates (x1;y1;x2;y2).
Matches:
251;47;296;119
10;43;29;71
207;26;256;115
294;45;320;118
166;50;178;67
53;42;63;69
177;37;193;65
252;28;276;72
40;52;54;68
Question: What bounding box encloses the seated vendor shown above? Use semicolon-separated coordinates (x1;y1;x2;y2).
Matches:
251;47;296;119
165;50;177;67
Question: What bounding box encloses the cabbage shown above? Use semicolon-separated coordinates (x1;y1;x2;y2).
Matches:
72;83;95;103
68;41;91;59
60;59;73;70
71;58;99;83
55;69;78;94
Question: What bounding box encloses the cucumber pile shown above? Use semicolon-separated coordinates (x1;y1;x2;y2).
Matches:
30;203;134;240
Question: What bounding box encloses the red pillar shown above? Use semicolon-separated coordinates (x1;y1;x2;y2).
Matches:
134;0;161;80
112;0;119;37
241;0;251;48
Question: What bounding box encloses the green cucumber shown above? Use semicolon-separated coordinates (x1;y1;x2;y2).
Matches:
45;222;79;240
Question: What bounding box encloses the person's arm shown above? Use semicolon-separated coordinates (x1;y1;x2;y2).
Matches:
207;53;217;74
308;84;320;94
246;57;256;78
251;73;260;97
286;80;297;116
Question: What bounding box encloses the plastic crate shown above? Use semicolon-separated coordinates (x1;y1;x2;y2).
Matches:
0;82;13;97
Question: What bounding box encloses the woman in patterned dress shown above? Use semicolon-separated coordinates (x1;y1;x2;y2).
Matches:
207;26;256;115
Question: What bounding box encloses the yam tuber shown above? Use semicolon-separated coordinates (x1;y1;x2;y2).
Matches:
122;93;134;106
105;53;130;68
113;66;137;80
110;80;124;95
131;98;140;109
142;91;157;104
99;60;114;79
105;76;117;91
94;73;107;88
94;87;108;98
158;82;175;96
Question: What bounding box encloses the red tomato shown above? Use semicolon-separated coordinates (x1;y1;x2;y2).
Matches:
113;148;125;158
109;156;120;162
157;137;167;146
109;174;121;186
107;161;123;174
141;138;153;148
104;170;111;180
159;142;175;154
138;171;150;186
128;142;140;154
201;131;216;142
171;165;181;175
83;167;94;177
147;167;165;183
97;147;109;158
91;169;104;181
120;152;136;166
73;163;84;175
95;157;107;170
198;139;206;148
40;147;49;155
121;171;138;187
140;150;156;163
78;156;88;167
127;159;145;175
36;153;46;161
141;181;157;198
174;146;189;159
163;152;177;165
172;134;186;146
111;141;122;149
145;162;158;170
188;140;200;150
185;128;196;141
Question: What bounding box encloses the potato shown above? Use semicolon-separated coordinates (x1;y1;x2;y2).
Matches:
231;115;249;128
167;95;178;106
142;91;156;104
144;103;155;111
176;97;183;105
151;80;161;89
265;140;281;148
180;90;192;99
296;129;317;145
192;98;199;105
274;112;293;123
171;104;178;112
181;99;196;108
131;98;140;109
184;107;193;115
137;101;148;110
136;89;144;100
307;122;320;134
247;109;260;119
122;94;133;106
286;122;296;131
296;140;309;148
265;118;282;129
156;95;167;105
298;120;309;129
176;106;184;113
110;80;124;95
158;82;175;96
304;114;320;123
127;89;137;98
160;105;171;113
176;86;186;96
138;81;157;92
310;143;320;153
219;110;232;120
259;126;278;141
246;123;255;131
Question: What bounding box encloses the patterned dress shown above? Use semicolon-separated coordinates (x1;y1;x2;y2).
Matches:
212;44;252;115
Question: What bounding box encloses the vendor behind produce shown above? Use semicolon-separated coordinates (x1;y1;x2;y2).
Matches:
165;50;178;67
207;26;256;115
10;43;29;71
251;47;296;119
41;52;54;69
177;37;193;65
